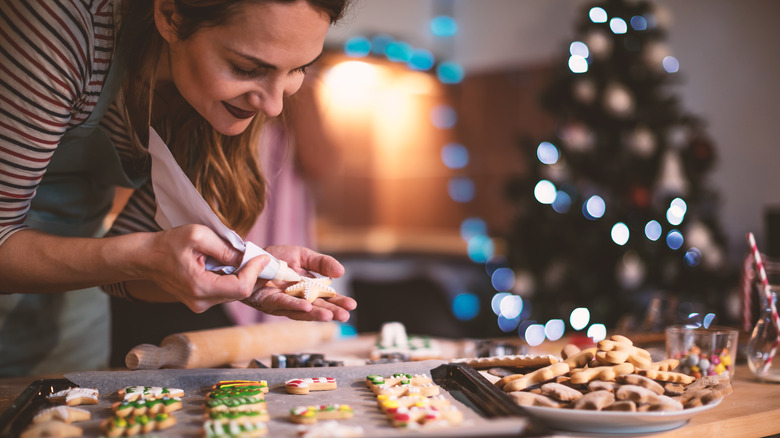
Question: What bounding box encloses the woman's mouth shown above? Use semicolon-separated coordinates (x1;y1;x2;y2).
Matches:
222;102;256;119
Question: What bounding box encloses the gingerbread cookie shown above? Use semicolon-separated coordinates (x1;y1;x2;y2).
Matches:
205;396;268;417
615;384;661;405
507;391;561;408
118;386;183;402
207;410;270;424
569;363;634;385
212;380;269;393
284;276;337;303
635;369;695;385
32;406;91;424
563;347;597;369
571;390;615;410
297;421;364;438
595;336;652;369
47;388;99;406
289;404;354;424
539;382;583;402
285;377;337;394
457;354;558;370
20;421;82;438
615;374;665;395
502;362;571;392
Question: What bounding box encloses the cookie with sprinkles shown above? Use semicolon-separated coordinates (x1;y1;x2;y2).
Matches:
203;418;268;437
118;386;184;402
289;404;354;424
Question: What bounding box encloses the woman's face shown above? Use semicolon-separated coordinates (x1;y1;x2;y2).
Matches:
157;0;331;136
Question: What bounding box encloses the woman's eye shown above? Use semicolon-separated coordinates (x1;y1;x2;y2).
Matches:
231;65;260;78
292;66;308;75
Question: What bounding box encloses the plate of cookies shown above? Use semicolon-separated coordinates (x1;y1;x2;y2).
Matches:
456;334;732;435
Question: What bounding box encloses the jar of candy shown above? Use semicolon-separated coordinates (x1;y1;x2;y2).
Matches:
665;326;738;380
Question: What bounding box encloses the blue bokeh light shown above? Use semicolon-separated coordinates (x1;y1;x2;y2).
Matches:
437;62;464;84
430;105;457;129
385;41;413;62
430;15;458;37
630;15;648;31
498;314;521;332
552;191;572;213
491;267;516;292
645;220;662;241
663;56;680;73
666;229;684;250
460;217;487;241
452;292;480;321
448;177;475;203
441;143;469;169
467;235;494;263
371;34;394;55
344;36;371;57
408;48;435;71
684;247;702;267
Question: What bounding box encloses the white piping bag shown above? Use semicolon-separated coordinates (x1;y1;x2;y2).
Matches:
147;127;301;282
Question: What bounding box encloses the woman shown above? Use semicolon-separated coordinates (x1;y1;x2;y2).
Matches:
0;0;356;376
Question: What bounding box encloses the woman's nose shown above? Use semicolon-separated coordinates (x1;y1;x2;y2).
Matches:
247;79;285;117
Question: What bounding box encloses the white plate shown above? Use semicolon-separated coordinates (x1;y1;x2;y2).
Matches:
521;399;722;435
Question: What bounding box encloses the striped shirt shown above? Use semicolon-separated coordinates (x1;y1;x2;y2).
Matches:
0;0;159;248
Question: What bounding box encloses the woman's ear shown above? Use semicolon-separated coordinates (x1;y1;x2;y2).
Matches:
153;0;178;43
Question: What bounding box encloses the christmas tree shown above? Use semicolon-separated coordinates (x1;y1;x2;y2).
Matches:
504;0;736;332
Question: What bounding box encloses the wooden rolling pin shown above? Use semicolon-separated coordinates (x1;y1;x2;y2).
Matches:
125;321;338;370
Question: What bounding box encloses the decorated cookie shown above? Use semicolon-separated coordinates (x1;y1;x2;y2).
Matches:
20;421;82;438
296;420;364;438
366;373;440;397
102;412;177;436
47;388;99;406
377;394;451;414
205;397;268;417
208;385;266;401
206;410;270;424
212;380;269;393
284;276;337;303
389;405;463;428
32;406;91;424
118;386;184;402
289;404;354;424
113;396;182;417
285;377;337;395
203;418;268;437
369;322;442;361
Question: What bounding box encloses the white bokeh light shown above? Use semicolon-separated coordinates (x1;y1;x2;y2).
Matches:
534;180;557;204
611;222;630;246
587;324;608;342
499;295;523;319
570;41;590;58
525;324;546;347
645;220;662;241
537;141;560;165
589;7;608;23
545;319;566;341
609;17;628;34
569;55;588;74
570;307;590;331
585;195;606;219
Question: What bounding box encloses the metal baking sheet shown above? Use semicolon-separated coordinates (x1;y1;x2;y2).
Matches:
1;360;530;437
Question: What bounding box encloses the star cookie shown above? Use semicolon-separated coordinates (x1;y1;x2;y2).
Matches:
284;277;337;303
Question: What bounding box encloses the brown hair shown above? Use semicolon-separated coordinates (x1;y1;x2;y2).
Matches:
121;0;350;236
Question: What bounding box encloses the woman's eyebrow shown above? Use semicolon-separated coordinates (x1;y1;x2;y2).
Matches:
230;49;323;71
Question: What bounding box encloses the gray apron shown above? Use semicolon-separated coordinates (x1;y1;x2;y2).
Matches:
0;29;147;377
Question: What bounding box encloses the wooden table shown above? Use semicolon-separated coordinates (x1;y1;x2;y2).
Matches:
1;337;779;437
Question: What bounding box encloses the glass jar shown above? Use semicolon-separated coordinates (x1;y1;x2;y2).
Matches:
746;286;780;382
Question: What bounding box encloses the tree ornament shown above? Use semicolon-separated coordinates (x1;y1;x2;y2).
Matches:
573;78;597;104
643;42;672;70
627;126;656;157
603;82;635;117
559;122;594;152
656;150;687;195
584;30;613;59
616;251;646;289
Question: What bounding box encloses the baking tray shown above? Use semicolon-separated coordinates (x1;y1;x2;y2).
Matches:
0;378;77;438
0;361;532;437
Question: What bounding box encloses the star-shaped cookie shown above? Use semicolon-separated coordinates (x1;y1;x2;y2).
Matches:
284;276;337;303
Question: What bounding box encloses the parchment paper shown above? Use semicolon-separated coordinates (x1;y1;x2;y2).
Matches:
64;360;528;437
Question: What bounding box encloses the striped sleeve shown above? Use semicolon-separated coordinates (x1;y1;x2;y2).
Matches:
0;0;114;246
106;181;161;236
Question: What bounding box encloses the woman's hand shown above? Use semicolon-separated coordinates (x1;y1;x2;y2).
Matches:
240;245;357;322
139;224;273;312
